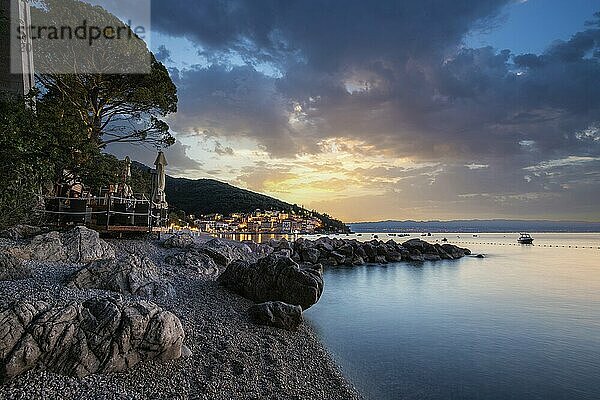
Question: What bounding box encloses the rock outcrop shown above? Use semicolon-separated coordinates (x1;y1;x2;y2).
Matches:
0;252;31;281
163;236;259;277
195;238;254;267
218;254;324;310
164;249;220;277
0;298;185;382
248;301;303;331
17;227;114;263
68;254;175;299
162;233;195;249
241;240;275;259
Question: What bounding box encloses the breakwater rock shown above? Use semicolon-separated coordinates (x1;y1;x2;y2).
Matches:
288;237;470;267
167;234;471;275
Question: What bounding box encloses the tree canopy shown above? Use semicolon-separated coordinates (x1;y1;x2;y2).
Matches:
0;91;92;228
32;0;178;148
0;0;180;228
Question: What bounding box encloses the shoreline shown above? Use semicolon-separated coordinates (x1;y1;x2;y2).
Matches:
0;233;362;399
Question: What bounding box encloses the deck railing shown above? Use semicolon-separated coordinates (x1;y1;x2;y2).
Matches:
42;194;168;232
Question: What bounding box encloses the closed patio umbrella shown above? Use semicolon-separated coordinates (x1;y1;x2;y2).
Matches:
153;151;168;205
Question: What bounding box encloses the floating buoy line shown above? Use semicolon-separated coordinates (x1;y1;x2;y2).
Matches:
447;241;600;250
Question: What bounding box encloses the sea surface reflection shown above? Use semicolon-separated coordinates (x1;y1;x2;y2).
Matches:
305;233;600;400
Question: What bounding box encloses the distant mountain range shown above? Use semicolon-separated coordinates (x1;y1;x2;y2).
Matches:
348;220;600;233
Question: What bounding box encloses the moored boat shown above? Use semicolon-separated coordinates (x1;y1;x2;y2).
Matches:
518;233;534;244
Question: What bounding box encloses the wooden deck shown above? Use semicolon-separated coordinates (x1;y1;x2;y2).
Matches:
43;195;169;234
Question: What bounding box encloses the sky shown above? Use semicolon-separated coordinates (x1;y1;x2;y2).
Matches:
101;0;600;223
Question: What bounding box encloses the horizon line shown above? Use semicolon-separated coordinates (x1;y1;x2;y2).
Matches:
347;218;600;224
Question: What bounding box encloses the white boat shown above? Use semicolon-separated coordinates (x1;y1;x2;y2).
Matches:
518;233;534;244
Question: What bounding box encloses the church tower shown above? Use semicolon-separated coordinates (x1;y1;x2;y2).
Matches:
0;0;35;95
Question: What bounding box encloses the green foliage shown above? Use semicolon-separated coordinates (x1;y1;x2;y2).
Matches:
78;154;152;195
0;94;54;228
77;153;123;194
33;0;178;148
0;1;179;229
0;91;125;228
130;163;152;195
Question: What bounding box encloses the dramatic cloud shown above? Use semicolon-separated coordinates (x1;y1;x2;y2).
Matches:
112;1;600;220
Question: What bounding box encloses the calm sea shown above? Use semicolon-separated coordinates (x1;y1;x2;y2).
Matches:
304;233;600;400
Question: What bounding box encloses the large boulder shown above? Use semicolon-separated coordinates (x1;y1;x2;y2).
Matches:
68;254;175;299
441;243;471;259
0;298;186;382
434;244;453;260
301;247;320;264
401;238;469;261
62;227;116;263
164;249;220;277
196;238;254;266
423;253;442;261
163;233;195;249
315;237;335;252
248;301;303;331
0;251;31;281
402;238;437;254
19;231;65;262
351;255;365;266
241;241;274;259
406;249;424;262
385;249;403;262
403;239;438;260
218;254;324;310
268;238;293;252
18;227;114;263
362;242;377;261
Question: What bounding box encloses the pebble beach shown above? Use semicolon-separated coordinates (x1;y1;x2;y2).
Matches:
0;234;361;400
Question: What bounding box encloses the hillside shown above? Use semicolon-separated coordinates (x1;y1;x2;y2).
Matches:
165;177;292;216
131;162;348;232
165;176;349;232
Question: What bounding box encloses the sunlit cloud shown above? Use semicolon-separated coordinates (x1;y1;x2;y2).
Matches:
524;156;600;172
103;1;600;221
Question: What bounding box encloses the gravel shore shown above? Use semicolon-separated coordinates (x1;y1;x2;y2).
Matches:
0;236;362;400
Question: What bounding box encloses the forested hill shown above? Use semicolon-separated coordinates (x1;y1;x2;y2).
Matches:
165;176;349;232
165;176;291;216
132;162;349;232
